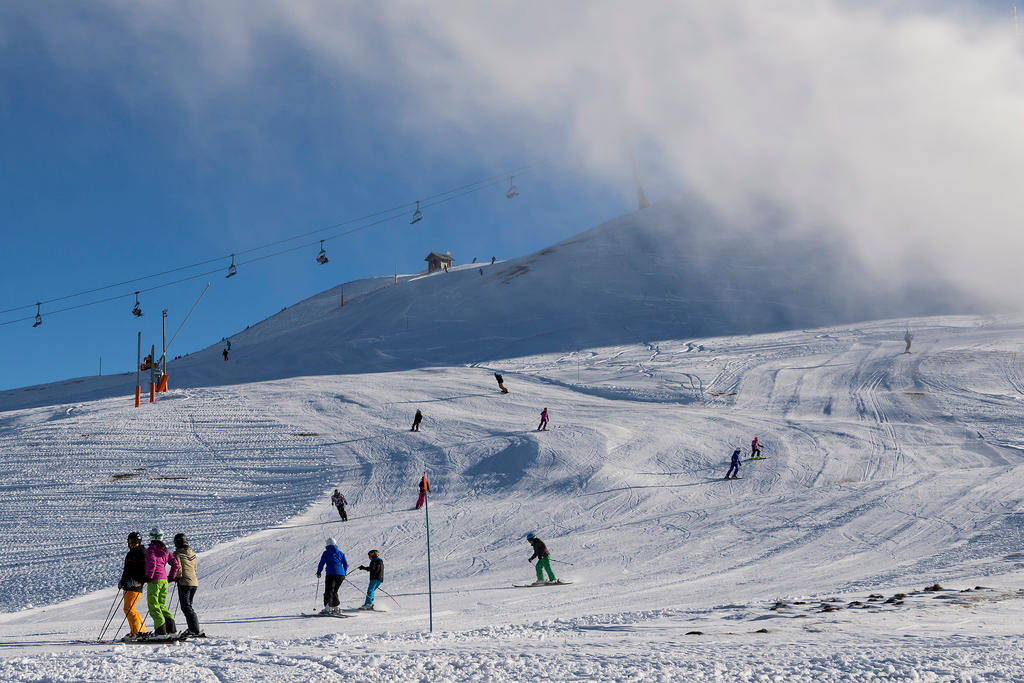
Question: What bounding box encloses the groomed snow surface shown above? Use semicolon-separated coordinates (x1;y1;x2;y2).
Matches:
3;315;1024;680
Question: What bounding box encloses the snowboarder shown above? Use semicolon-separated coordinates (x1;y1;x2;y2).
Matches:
331;489;348;521
172;533;203;637
725;449;741;479
526;532;557;584
415;472;429;510
357;549;384;609
118;531;148;640
222;348;229;361
750;437;762;459
316;538;348;614
411;409;423;432
494;372;508;394
904;329;913;354
537;408;549;431
144;528;180;636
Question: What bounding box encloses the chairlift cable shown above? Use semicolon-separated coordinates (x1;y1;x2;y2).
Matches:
0;170;528;327
0;165;532;316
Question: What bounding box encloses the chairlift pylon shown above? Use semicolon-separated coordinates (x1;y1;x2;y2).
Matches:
506;176;519;199
316;239;329;265
32;302;42;328
410;200;423;225
226;253;238;278
131;291;143;317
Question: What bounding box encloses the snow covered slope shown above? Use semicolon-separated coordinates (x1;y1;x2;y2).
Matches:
3;314;1024;679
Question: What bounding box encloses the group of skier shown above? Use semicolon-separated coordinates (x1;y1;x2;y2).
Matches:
316;539;385;613
725;437;765;479
117;529;203;641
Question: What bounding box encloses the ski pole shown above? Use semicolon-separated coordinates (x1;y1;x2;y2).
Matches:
167;582;179;619
550;559;574;566
377;586;401;608
314;575;321;612
98;588;122;640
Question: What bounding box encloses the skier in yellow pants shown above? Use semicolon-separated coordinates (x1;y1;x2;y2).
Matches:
118;532;148;639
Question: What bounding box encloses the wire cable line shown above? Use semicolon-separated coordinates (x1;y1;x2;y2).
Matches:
0;166;532;327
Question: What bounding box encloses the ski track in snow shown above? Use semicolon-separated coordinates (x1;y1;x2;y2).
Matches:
4;315;1024;679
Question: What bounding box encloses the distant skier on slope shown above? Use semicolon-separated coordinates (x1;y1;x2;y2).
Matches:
316;538;348;615
526;532;557;585
411;409;423;432
494;373;508;394
144;528;179;635
750;437;762;459
357;549;384;609
331;489;348;521
415;472;429;510
118;532;148;640
725;449;741;479
222;348;229;361
172;533;204;638
537;408;549;431
904;329;913;354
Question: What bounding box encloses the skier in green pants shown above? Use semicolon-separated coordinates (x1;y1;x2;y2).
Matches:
144;528;180;635
526;532;557;585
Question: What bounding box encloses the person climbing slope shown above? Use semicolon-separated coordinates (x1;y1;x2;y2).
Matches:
526;532;557;585
331;489;348;521
118;531;148;640
494;372;508;394
172;533;203;638
316;538;348;615
415;472;429;510
411;409;423;432
222;348;229;361
357;549;385;609
750;437;762;459
144;528;179;636
725;449;742;479
537;408;549;431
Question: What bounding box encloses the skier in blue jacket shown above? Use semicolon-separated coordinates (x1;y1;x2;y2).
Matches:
316;538;349;614
725;449;741;479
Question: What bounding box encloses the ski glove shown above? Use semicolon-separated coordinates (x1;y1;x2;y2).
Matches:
316;572;322;578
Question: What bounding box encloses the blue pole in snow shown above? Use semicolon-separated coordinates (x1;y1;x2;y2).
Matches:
424;474;433;633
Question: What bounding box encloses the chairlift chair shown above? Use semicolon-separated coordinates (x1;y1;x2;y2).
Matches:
226;253;238;278
32;302;41;328
506;176;519;199
131;291;143;317
410;200;423;225
316;239;329;265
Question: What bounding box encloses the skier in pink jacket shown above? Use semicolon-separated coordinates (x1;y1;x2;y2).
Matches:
145;528;180;636
537;408;549;431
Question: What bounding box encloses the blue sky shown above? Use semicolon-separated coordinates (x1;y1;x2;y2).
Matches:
1;1;1019;391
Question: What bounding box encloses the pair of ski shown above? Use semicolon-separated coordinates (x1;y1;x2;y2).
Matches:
87;632;207;645
302;606;376;619
512;580;572;588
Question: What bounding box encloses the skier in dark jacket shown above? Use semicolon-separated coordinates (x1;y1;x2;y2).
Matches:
331;489;348;521
316;538;348;615
725;449;741;479
118;532;148;639
411;409;423;432
526;532;557;584
357;550;385;609
494;373;508;394
537;408;549;431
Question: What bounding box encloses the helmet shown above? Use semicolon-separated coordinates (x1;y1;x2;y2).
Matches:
368;549;380;557
173;533;187;548
526;532;536;540
149;528;164;540
127;532;141;543
326;537;337;547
